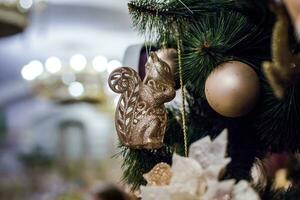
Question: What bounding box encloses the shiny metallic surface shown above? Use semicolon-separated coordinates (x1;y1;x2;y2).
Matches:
109;52;176;149
205;61;260;118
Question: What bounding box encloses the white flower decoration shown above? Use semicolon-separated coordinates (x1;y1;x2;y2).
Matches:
140;129;260;200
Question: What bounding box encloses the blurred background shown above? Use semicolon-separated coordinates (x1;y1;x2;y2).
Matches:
0;0;143;199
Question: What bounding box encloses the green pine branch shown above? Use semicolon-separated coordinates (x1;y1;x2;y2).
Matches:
128;0;238;40
119;146;173;190
128;0;270;42
255;84;300;152
181;11;266;97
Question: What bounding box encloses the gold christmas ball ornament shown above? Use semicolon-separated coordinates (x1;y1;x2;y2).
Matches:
205;61;260;118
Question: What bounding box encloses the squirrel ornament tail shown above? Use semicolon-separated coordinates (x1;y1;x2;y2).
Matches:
108;52;176;149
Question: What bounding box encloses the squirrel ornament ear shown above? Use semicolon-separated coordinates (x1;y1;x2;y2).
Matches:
108;52;176;149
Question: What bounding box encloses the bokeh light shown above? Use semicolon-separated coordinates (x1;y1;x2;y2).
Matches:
21;60;44;81
45;57;62;73
70;54;87;71
68;81;84;97
19;0;33;10
92;55;108;72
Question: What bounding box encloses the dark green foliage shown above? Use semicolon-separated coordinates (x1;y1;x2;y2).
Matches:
256;84;300;152
272;188;300;200
251;19;300;153
119;146;172;190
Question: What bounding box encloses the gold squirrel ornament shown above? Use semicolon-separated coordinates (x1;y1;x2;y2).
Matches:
108;52;176;149
263;4;300;99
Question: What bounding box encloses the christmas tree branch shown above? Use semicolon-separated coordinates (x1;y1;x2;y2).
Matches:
128;0;238;41
181;11;267;97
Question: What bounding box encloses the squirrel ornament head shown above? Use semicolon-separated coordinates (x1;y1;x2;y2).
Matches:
145;52;175;87
108;52;176;149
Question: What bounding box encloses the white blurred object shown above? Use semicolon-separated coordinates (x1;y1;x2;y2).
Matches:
70;54;87;71
19;0;33;10
21;60;44;81
23;55;114;104
140;130;260;200
45;57;62;73
68;81;84;97
93;55;108;72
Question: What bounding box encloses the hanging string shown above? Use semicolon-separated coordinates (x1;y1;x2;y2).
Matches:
176;28;188;157
144;33;153;60
178;0;193;14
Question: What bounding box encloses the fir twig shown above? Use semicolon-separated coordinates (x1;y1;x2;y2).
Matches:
128;0;238;41
255;84;300;152
181;11;266;97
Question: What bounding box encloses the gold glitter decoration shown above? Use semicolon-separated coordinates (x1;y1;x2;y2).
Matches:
274;169;292;189
263;5;300;99
108;52;176;149
177;30;188;157
143;162;172;186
